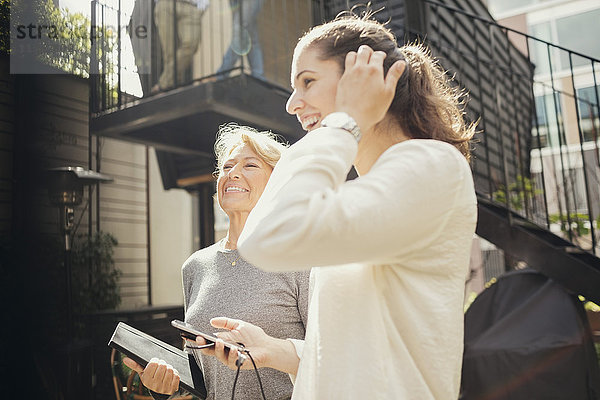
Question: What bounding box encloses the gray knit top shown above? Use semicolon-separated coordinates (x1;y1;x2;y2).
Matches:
182;240;309;400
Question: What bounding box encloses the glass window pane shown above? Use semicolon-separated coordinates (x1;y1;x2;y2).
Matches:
535;95;547;125
576;86;600;142
556;9;600;69
529;22;552;74
544;92;563;147
577;86;598;119
532;93;564;148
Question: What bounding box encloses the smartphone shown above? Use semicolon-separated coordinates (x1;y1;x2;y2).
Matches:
171;319;243;351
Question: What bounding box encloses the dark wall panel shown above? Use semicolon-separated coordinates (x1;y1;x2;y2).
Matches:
0;56;14;236
420;0;534;209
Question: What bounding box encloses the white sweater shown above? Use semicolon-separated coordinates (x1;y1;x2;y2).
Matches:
238;127;477;399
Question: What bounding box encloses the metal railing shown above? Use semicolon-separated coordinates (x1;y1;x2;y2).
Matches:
421;0;599;255
90;0;324;113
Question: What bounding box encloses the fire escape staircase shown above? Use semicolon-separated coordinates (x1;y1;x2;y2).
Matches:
411;0;600;305
477;196;600;304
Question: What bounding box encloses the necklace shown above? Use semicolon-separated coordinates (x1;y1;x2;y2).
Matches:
224;250;242;266
223;239;242;266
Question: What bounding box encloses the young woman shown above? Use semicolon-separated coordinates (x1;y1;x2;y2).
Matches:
124;125;309;400
198;12;477;400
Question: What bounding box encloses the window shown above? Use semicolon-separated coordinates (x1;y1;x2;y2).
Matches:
528;8;600;74
529;22;552;75
556;9;600;69
576;85;599;142
532;92;563;148
527;5;600;150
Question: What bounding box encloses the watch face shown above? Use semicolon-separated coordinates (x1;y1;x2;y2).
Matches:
323;112;361;141
326;112;350;128
331;113;346;126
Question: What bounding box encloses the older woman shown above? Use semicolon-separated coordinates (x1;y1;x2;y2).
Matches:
124;124;309;400
198;11;477;400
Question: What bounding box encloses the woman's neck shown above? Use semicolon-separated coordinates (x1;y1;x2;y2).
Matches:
224;212;249;249
354;120;409;175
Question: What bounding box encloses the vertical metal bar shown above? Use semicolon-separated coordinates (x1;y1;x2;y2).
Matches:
504;28;529;218
453;10;460;82
90;1;97;112
96;135;101;233
117;0;122;107
569;53;597;253
173;0;177;87
489;24;512;219
239;0;245;74
152;0;158;88
221;0;225;74
293;0;299;43
561;54;583;240
526;36;550;228
547;44;573;241
473;19;493;200
146;146;152;305
430;2;441;55
433;2;440;49
592;60;600;168
111;6;115;106
208;1;213;77
101;4;107;110
283;0;289;80
270;0;277;82
319;0;325;24
89;1;96;239
591;61;600;253
540;90;567;227
440;5;451;62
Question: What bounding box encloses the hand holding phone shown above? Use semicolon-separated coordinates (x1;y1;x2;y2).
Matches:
171;319;243;352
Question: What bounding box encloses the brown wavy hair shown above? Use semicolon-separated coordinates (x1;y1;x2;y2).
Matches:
293;11;476;160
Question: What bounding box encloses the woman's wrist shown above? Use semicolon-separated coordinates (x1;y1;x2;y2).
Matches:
321;112;362;142
263;336;300;375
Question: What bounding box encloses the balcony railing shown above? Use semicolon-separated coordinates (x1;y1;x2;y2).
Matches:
422;0;599;255
90;0;324;113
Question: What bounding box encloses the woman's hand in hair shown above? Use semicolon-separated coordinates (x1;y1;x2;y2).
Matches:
335;45;406;133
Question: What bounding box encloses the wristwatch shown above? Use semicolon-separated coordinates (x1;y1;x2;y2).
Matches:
320;112;362;143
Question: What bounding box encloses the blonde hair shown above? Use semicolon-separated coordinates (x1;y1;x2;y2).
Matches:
214;123;288;176
294;12;476;159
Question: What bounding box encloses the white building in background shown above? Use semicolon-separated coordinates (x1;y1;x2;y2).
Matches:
488;0;599;148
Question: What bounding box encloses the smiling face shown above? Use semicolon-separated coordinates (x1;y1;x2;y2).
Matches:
216;143;273;216
286;46;343;132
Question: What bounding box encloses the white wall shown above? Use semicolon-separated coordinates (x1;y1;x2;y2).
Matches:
149;148;194;306
97;137;149;309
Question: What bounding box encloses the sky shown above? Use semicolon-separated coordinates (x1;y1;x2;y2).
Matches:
59;0;142;96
